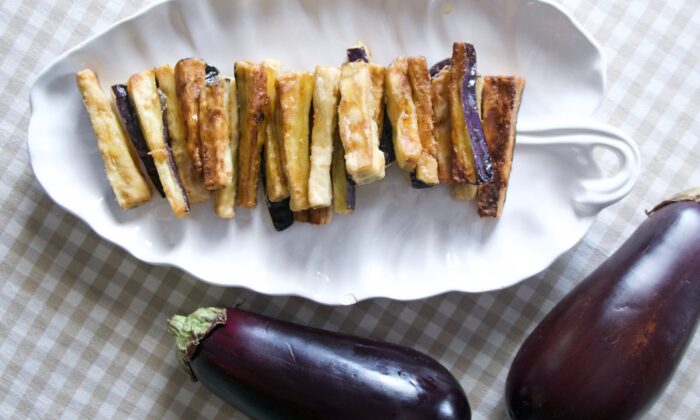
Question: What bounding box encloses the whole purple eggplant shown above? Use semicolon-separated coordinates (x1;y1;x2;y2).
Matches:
506;190;700;420
169;307;470;420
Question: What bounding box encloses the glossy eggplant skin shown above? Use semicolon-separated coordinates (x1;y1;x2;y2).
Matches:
346;46;370;63
429;58;452;78
264;197;294;231
506;201;700;420
112;84;165;197
190;308;470;420
204;64;219;85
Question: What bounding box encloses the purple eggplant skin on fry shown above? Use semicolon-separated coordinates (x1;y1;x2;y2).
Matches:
506;191;700;420
449;43;493;185
429;58;452;78
169;307;471;420
112;84;165;197
260;154;294;231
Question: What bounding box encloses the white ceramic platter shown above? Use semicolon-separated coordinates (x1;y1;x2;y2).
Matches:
28;0;640;305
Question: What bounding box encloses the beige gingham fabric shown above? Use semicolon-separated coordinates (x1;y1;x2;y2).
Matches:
2;0;699;418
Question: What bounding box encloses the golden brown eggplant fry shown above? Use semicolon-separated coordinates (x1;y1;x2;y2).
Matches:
76;69;152;209
309;66;341;208
235;61;269;208
338;62;385;184
331;131;353;215
449;43;478;184
384;57;422;172
128;70;190;217
368;64;386;142
213;77;239;218
477;76;525;217
431;67;452;184
451;75;484;201
415;154;439;185
262;60;289;202
149;148;190;218
154;65;210;204
127;70;168;151
452;184;477;201
199;77;233;190
407;56;439;185
277;71;314;212
174;58;206;175
294;207;332;225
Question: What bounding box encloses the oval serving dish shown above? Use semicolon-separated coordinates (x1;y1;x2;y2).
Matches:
28;0;639;304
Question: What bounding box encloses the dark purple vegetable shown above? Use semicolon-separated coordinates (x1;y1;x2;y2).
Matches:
346;45;370;63
379;108;395;165
345;174;356;210
204;64;220;86
169;307;470;420
346;44;395;166
158;88;190;211
453;43;493;184
265;197;294;231
506;191;700;420
410;171;433;189
261;154;294;231
429;58;452;78
112;84;165;197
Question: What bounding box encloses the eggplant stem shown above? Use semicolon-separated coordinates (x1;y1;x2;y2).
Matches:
647;187;700;216
167;307;227;380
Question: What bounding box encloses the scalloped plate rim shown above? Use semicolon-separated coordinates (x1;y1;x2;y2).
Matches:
28;0;609;305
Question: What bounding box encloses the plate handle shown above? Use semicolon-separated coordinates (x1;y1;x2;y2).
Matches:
517;119;641;211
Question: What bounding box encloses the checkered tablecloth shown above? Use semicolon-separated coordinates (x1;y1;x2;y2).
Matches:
2;0;699;418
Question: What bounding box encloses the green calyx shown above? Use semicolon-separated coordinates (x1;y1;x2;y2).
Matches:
167;307;227;380
648;187;700;215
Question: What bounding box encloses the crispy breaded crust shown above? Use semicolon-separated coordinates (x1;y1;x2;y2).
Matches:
128;70;190;217
155;65;210;204
338;62;385;184
174;58;206;175
277;71;314;212
213;77;239;218
385;57;422;172
431;67;453;183
407;56;439;185
235;61;269;208
449;43;477;184
76;69;152;209
199;78;233;190
477;76;525;217
308;66;341;208
262;60;289;202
